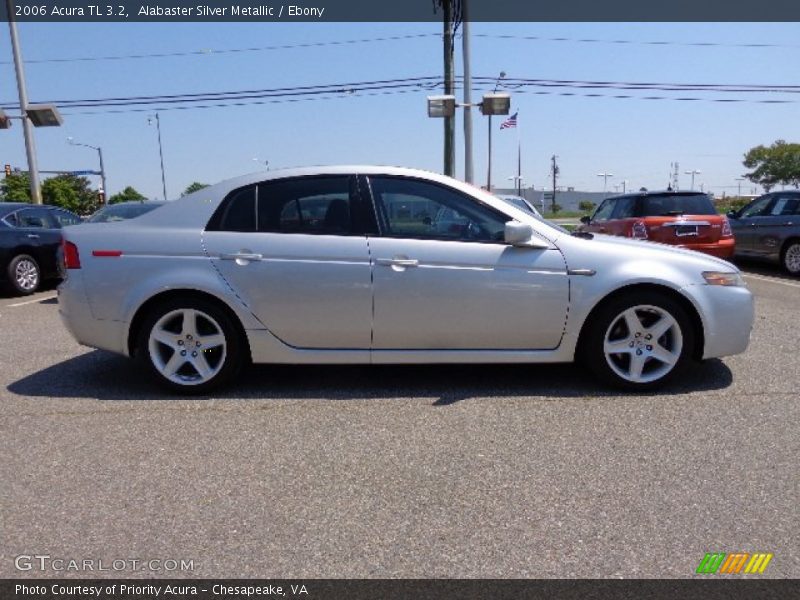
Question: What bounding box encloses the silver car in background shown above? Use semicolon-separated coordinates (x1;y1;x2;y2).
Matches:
58;166;753;393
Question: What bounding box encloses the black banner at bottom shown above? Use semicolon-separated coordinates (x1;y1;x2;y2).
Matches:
3;579;799;600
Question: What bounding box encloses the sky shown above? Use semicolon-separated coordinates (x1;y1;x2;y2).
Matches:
1;21;798;200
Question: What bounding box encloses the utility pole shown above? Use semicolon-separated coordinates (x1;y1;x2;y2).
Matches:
149;113;168;200
736;177;745;198
486;71;506;190
551;155;559;213
442;0;455;177
7;1;42;204
461;0;473;183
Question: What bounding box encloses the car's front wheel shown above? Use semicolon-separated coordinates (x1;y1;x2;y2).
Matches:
138;298;244;394
582;291;695;390
781;240;800;275
6;254;40;295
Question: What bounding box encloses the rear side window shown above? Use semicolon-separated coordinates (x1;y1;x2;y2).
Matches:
17;208;51;228
258;176;353;235
640;194;715;216
51;209;82;227
769;195;800;216
216;186;256;232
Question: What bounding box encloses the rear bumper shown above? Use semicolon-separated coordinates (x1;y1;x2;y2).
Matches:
58;271;128;356
678;238;735;259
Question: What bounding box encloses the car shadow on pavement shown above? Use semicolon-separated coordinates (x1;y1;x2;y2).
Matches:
8;349;734;405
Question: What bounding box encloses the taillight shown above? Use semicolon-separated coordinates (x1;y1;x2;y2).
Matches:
721;216;733;237
63;239;81;269
631;220;648;239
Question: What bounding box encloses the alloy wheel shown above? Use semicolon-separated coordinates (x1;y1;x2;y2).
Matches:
147;308;227;386
784;243;800;274
15;258;39;292
602;304;684;384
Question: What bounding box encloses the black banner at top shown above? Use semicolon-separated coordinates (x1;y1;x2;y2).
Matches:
1;0;800;22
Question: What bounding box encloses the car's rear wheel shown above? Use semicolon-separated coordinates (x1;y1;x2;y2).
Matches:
781;240;800;275
6;254;40;295
582;291;695;390
138;298;243;394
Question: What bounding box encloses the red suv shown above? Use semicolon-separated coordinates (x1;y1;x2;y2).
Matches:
579;191;734;259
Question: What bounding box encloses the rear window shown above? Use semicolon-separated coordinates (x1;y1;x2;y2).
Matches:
640;194;715;216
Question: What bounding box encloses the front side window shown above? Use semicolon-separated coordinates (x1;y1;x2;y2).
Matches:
612;197;636;219
740;196;772;218
592;199;616;221
368;176;509;242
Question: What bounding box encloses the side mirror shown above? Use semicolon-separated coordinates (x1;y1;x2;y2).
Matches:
580;215;591;225
504;221;548;248
726;210;738;219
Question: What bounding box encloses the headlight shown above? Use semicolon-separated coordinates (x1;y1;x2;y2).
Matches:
702;271;745;287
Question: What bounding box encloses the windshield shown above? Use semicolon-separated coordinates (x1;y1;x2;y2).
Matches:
640;194;716;216
88;202;162;223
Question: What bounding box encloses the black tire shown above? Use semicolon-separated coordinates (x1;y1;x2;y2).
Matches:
580;290;695;391
136;297;244;394
780;239;800;275
6;254;40;295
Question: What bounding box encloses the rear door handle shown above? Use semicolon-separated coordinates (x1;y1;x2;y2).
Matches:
27;233;40;239
220;252;263;261
376;257;419;267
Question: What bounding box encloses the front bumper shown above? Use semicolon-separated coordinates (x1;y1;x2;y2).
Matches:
684;283;754;360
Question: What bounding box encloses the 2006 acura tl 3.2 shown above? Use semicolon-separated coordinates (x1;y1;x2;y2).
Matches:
58;166;754;393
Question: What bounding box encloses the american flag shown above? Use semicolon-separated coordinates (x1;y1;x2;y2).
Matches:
500;112;518;129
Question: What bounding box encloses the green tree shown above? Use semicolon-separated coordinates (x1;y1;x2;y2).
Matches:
42;174;99;215
109;186;147;204
743;140;800;191
1;172;32;203
579;200;596;212
182;182;210;196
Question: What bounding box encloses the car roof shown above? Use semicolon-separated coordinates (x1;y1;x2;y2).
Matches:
0;202;69;217
134;165;528;230
605;190;709;200
101;200;167;208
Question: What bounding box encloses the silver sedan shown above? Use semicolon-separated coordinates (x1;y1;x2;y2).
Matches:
58;166;754;393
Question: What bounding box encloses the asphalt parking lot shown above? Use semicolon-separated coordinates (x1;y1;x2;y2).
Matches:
1;263;797;579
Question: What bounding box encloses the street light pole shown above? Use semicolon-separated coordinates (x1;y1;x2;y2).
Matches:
68;137;107;198
485;71;505;191
461;0;473;184
685;169;701;190
149;113;168;200
597;172;614;193
735;177;745;198
7;1;42;204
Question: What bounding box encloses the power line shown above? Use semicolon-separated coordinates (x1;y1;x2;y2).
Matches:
5;75;798;115
1;31;793;67
0;33;441;65
474;33;800;49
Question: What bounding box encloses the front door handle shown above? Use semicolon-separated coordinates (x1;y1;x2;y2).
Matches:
27;233;40;239
376;257;419;268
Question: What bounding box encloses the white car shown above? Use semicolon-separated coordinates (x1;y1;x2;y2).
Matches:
58;166;753;393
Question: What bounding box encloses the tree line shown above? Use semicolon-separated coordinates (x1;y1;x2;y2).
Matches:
0;173;209;215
